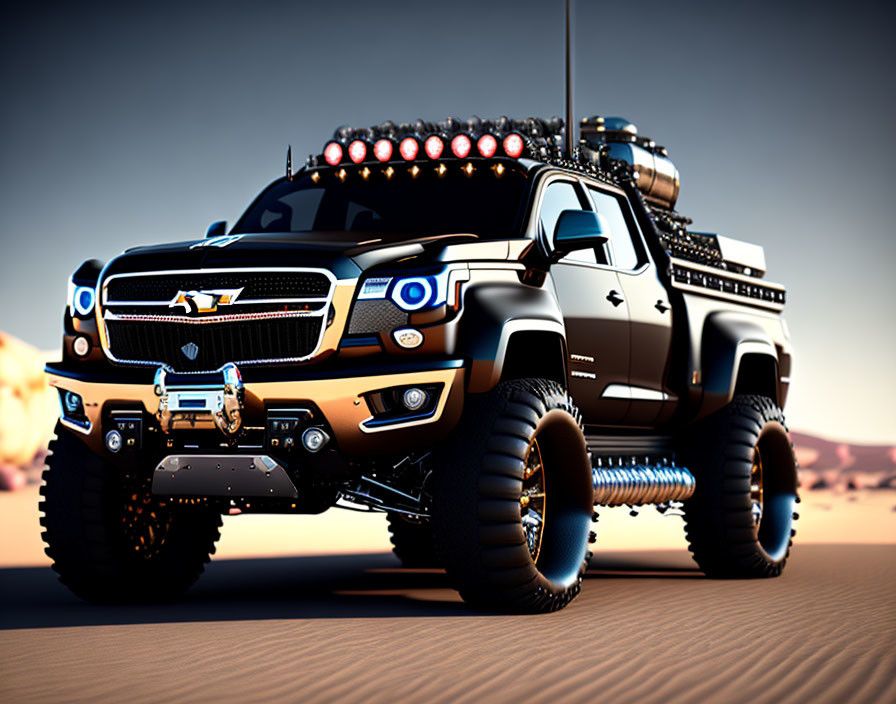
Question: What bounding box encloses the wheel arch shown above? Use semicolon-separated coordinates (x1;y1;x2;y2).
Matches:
700;312;780;417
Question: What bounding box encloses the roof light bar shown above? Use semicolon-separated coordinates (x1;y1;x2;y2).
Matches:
399;137;419;161
373;139;393;162
477;134;497;158
503;133;525;158
323;141;343;166
424;135;444;160
348;140;368;164
451;134;472;158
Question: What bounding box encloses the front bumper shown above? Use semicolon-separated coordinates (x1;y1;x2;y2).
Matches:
47;360;465;457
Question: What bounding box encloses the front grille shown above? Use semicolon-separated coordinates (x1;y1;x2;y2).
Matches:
100;268;335;371
106;271;331;302
105;315;323;372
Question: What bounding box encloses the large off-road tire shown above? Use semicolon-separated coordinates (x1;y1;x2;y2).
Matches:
386;513;439;568
432;379;593;613
682;394;799;578
40;425;222;603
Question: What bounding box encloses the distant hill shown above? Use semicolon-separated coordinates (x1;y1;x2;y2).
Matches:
791;431;896;490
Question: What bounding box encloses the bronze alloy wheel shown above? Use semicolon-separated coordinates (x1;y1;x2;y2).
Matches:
750;447;764;529
521;438;547;562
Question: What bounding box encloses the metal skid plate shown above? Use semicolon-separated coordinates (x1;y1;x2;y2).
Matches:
152;454;298;498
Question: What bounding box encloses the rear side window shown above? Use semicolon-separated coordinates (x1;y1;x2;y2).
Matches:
587;187;640;270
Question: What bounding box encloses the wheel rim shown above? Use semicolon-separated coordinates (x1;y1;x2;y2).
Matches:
122;472;173;559
750;447;764;529
521;438;546;563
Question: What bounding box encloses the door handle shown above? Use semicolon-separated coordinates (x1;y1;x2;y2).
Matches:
655;300;670;313
606;290;624;307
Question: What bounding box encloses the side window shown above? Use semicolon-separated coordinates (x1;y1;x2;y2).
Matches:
539;181;598;264
587;187;640;270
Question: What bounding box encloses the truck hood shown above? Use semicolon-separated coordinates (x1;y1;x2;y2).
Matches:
101;231;532;280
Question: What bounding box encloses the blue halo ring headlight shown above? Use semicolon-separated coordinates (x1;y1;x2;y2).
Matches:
72;285;96;317
391;277;435;311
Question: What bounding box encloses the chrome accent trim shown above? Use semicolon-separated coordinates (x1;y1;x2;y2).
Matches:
104;296;330;307
593;463;696;506
601;384;669;401
98;266;340;371
571;370;596;379
570;353;594;363
59;415;92;435
103;309;325;325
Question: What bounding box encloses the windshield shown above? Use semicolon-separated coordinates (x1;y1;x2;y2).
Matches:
232;161;531;240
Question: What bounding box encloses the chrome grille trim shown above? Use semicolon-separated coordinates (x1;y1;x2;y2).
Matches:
98;267;337;372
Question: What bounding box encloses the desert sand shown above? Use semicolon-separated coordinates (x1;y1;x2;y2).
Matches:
1;546;894;704
1;485;895;703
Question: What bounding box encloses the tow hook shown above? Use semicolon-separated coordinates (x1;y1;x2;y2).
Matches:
154;362;244;435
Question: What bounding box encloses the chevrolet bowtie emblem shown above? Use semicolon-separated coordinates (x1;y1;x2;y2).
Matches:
169;288;244;314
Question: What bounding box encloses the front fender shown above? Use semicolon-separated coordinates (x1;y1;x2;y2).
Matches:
458;278;565;393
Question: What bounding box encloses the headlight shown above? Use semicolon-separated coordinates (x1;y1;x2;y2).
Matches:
68;281;96;317
357;271;452;312
392;277;436;311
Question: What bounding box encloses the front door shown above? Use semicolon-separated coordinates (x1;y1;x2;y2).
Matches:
538;178;631;425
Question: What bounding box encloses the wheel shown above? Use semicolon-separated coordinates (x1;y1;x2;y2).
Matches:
682;394;799;578
40;424;222;603
386;513;439;568
431;379;593;613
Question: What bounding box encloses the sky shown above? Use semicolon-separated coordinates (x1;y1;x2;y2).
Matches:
1;0;894;443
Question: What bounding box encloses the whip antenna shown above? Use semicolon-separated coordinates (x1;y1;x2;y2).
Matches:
565;0;575;160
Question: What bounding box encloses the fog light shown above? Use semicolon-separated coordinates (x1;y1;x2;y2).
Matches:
401;387;428;411
73;336;90;357
63;391;83;415
393;328;424;349
302;427;330;453
105;430;122;453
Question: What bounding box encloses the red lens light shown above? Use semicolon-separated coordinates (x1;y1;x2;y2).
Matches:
348;140;367;164
477;134;498;158
503;133;525;158
451;134;472;158
323;142;343;166
399;137;419;161
424;135;444;160
373;139;393;162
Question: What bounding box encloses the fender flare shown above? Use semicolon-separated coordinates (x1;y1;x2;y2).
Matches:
458;281;566;393
700;312;778;416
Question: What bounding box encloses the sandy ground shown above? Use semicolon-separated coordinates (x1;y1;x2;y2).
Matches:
1;488;894;703
1;546;894;703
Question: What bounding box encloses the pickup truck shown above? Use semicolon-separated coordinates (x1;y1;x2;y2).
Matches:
43;115;797;612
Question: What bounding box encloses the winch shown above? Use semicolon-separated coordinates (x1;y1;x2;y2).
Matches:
154;362;244;435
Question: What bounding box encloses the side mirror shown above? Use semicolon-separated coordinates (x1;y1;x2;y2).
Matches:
206;220;228;238
553;210;608;255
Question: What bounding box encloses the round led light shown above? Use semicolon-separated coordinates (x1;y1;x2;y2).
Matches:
424;135;444;160
63;391;82;414
399;137;419;161
105;430;122;453
373;139;393;162
391;277;433;311
477;134;498;158
393;328;424;349
323;141;343;166
503;132;525;158
348;140;367;164
73;335;90;357
72;285;95;316
401;387;428;411
451;134;472;158
302;427;329;453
